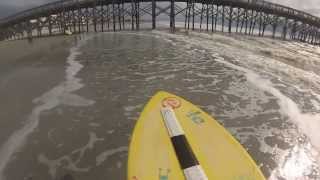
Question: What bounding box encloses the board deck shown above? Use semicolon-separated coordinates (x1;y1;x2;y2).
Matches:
128;91;265;180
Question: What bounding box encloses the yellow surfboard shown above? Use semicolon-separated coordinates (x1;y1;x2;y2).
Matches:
128;91;265;180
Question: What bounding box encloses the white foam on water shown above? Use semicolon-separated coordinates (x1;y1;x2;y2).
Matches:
38;132;103;178
123;104;143;112
123;104;143;119
0;36;95;180
38;153;89;178
212;38;320;166
152;31;320;177
270;144;317;180
116;161;122;169
89;122;101;127
107;130;115;134
95;146;128;166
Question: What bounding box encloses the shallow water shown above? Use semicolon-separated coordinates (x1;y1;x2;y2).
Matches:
0;30;320;180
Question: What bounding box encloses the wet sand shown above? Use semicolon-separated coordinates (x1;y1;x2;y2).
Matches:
0;36;74;143
0;36;75;179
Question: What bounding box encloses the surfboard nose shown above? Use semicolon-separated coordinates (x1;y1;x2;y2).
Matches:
128;91;265;180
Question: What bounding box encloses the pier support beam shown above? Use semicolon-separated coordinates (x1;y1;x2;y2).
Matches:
86;8;89;32
170;0;175;31
282;18;288;40
122;1;125;29
135;1;140;30
228;7;233;33
78;7;81;33
152;0;156;29
113;0;116;31
131;0;135;30
200;2;204;30
93;5;97;32
48;15;52;35
118;3;122;30
101;4;104;32
221;6;225;32
206;2;209;31
192;2;195;30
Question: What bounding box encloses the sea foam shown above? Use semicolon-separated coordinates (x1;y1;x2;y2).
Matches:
153;30;320;177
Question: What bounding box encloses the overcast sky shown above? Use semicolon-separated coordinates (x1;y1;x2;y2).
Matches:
0;0;319;18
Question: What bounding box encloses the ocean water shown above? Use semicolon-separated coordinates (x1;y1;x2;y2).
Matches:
0;30;320;180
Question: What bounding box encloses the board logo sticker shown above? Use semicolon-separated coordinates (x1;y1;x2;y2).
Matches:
159;168;170;180
132;176;139;180
187;111;205;124
162;97;181;109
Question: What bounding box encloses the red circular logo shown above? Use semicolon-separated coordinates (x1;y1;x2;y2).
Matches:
162;97;181;109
